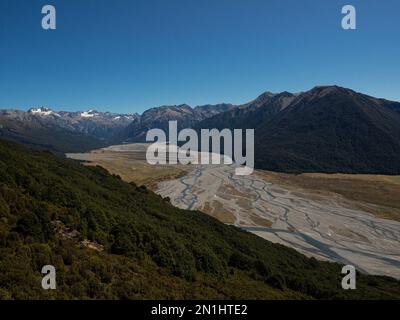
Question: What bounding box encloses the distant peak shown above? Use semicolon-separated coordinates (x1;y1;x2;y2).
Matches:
28;107;58;116
81;110;99;118
250;91;276;105
257;91;276;99
177;104;192;109
151;104;192;111
300;85;358;100
29;107;53;112
310;85;353;94
277;91;295;97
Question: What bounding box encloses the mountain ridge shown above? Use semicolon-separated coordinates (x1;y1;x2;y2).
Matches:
0;103;234;148
194;85;400;174
2;85;400;174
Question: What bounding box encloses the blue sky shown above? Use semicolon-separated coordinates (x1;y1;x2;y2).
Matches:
0;0;399;113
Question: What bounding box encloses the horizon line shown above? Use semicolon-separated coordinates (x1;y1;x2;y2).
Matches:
1;84;399;114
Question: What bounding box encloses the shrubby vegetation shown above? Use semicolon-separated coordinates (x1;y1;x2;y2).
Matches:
0;139;399;299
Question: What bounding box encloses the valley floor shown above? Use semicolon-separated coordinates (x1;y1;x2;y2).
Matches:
68;144;400;279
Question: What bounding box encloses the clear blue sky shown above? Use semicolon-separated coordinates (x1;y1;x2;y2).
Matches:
0;0;399;113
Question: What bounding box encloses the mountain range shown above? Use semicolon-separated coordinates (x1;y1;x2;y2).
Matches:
2;85;400;174
119;103;234;142
196;86;400;174
0;104;232;153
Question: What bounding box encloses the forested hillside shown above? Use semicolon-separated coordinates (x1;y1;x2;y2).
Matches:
0;139;399;299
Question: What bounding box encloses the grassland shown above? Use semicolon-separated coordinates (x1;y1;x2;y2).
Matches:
67;144;188;190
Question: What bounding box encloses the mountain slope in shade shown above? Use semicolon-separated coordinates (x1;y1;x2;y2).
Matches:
1;138;400;299
195;91;296;131
254;86;400;174
0;111;105;153
195;86;400;174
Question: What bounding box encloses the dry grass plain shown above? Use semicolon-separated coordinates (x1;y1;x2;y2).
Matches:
257;171;400;222
66;144;188;189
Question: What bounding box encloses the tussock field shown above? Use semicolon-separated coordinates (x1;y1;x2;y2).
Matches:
67;144;188;189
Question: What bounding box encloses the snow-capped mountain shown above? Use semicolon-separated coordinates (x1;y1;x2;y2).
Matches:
0;107;140;146
28;107;60;117
0;103;233;152
80;110;97;118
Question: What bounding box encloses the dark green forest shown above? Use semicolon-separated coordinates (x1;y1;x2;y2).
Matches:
0;139;399;299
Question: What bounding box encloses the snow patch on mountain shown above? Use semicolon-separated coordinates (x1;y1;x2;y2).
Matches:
81;110;99;118
28;107;60;117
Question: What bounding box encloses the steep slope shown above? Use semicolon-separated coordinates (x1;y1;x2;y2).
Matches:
195;91;296;131
195;86;400;174
0;139;399;299
254;86;400;173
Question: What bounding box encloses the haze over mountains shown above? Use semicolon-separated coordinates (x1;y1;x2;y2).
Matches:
1;85;400;174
